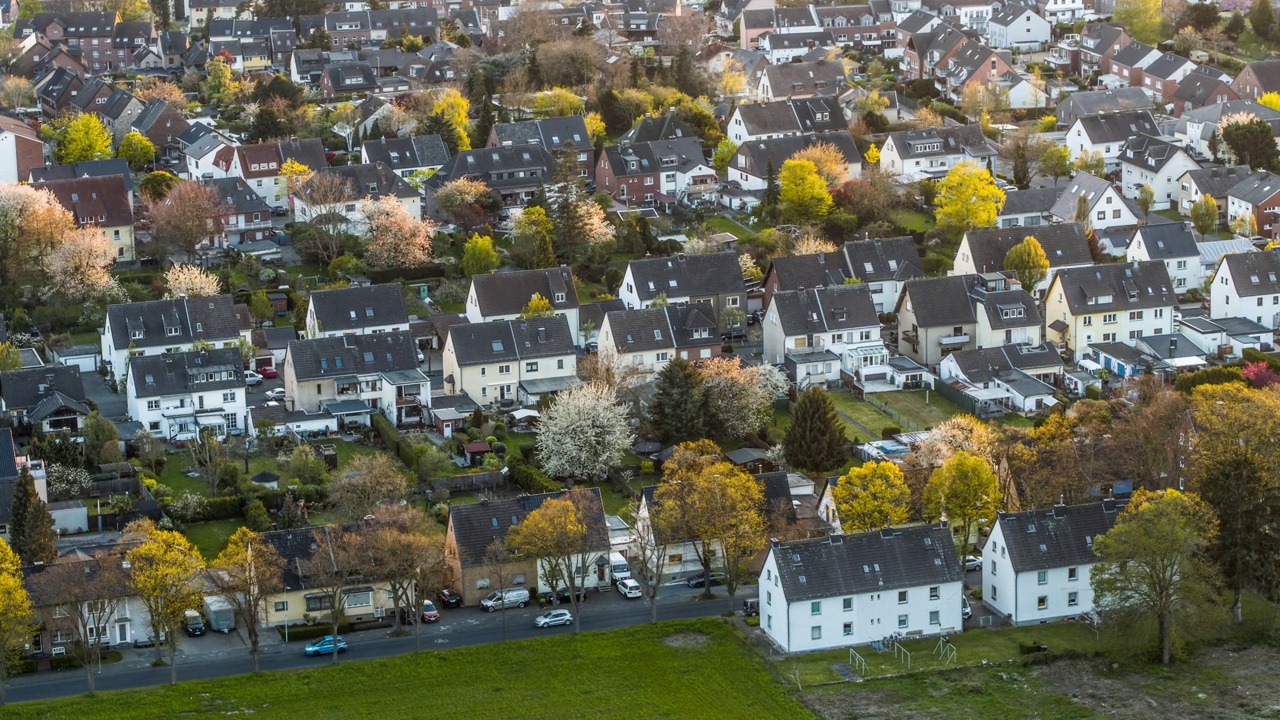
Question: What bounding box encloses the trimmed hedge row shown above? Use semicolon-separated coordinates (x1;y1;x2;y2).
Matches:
276;619;394;642
1243;348;1280;373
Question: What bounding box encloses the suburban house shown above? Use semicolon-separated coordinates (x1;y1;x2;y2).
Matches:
206;176;273;246
895;274;1042;368
986;4;1050;50
952;224;1093;296
258;524;397;629
1176;165;1251;220
1178;315;1271;359
1173;100;1280;158
1117;136;1201;212
597;304;723;374
618;252;746;322
25;553;154;652
596;138;711;208
758;525;963;652
1105;40;1161;89
1226;170;1280;241
125;347;249;441
727;132;862;196
0;365;89;436
0;115;44;184
304;284;409;340
1125;223;1202;292
1138;52;1196;104
359;134;451;180
761;251;851;310
937;343;1063;416
994;187;1060;230
1232;58;1280;99
754;59;848;102
101;296;242;384
1044;261;1178;362
1049;172;1141;234
212;138;328;208
1210;250;1280;326
293;162;421;235
425;145;555;208
443;489;611;606
488;116;595;183
31;175;135;262
465;266;582;345
877;125;997;182
441;316;578;406
983;500;1126;626
843;237;925;313
1064;109;1159;172
1171;66;1239;116
282;330;427;428
1054;86;1151;128
1091;333;1210;377
726;97;845;144
763;284;881;387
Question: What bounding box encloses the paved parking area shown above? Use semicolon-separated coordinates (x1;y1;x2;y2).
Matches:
81;372;127;421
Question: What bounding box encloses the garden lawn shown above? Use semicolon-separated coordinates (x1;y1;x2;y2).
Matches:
891;208;936;234
871;390;963;430
154;455;210;497
704;216;757;239
184;519;246;559
9;619;812;720
827;391;898;440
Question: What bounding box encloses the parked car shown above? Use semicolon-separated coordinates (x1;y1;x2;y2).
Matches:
548;587;588;604
416;349;425;363
183;609;205;637
438;588;462;608
534;609;573;628
304;635;348;656
964;555;982;572
272;206;289;217
264;389;286;401
686;572;724;588
616;578;642;598
244;370;263;386
742;598;759;617
258;366;278;378
421;599;440;623
962;596;973;619
481;587;530;612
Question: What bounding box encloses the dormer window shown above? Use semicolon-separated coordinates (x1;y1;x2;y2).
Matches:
554;293;565;303
165;325;180;337
130;329;144;340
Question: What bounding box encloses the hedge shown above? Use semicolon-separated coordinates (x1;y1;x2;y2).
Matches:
198;496;243;521
1173;365;1244;393
276;618;393;642
1243;348;1280;373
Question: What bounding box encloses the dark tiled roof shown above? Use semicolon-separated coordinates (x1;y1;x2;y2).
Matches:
1131;223;1199;259
105;296;241;352
998;187;1061;217
130;348;243;398
1073;110;1158;144
976;288;1042;329
28;391;91;423
448;489;607;568
1059;87;1153;117
29;158;133;191
450;316;574;365
625;251;745;303
1172;70;1234;105
1109;40;1157;68
1119;135;1195;174
949;343;1062;383
842;236;923;283
619;111;696;144
207;176;271;216
0;365;83;409
736;131;861;177
1239;59;1280;94
309;284;408;334
766;252;850;291
1049;172;1112;220
885;124;995;160
469;266;578;317
1227;170;1280;207
900;275;976;326
1051;261;1177;314
0;428;16;480
1143;52;1193;80
772;285;878;337
287;330;419;380
311;162;418;200
1182;165;1251;198
1220;250;1280;297
360;134;450;171
996;500;1125;573
962;223;1091;273
32;175;132;228
771;524;961;602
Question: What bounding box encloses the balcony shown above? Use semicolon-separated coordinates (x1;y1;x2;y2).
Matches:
939;333;970;346
900;330;919;344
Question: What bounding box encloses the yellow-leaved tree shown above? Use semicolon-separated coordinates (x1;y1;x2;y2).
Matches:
934;160;1005;237
831;460;911;534
433;87;472;151
923;451;1002;554
280;158;313;196
125;519;204;685
506;488;603;633
1002;235;1050;291
210;527;284;672
789;142;848;186
778;158;834;223
864;142;881;166
1260;92;1280;113
0;538;33;706
520;292;555;318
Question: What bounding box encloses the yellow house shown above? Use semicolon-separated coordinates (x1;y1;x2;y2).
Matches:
259;525;398;628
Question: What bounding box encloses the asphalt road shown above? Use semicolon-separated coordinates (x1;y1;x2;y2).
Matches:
7;585;757;704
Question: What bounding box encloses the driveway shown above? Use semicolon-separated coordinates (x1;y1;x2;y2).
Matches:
82;371;127;421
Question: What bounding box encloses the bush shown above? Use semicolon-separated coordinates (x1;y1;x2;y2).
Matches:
371;414;401;454
1018;640;1048;655
970;587;982;601
639;460;655;475
508;457;558;493
278;621;350;642
881;426;902;440
430;502;450;523
492;422;507;439
519;441;537;460
1084;385;1103;400
200;495;243;521
1174;365;1244;393
244;500;271;531
744;616;760;627
1243;348;1280;373
922;256;951;275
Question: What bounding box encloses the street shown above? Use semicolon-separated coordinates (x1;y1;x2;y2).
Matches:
6;584;757;704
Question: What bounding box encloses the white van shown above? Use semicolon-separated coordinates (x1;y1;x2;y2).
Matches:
609;551;631;582
481;587;530;612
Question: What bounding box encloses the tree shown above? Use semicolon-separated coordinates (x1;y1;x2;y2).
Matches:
783;388;847;473
778;159;833;223
519;293;555;318
151;182;225;261
201;56;233;103
461;233;499;277
148;0;171;30
299;526;364;664
163;263;222;298
9;467;56;566
358;508;445;651
515;206;557;269
135;80;185;106
45;227;124;308
285;442;328;485
1092;489;1220;664
279;158;313;196
482;538;513;641
864;143;881;166
584;111;607;145
831;461;911;533
648;357;708;445
711;137;739;176
536;382;634;482
1227;10;1248;38
698;357;787;441
435;178;495;227
0;184;75;294
126;519;204;683
934;161;1005;237
139;170;179;202
1040;144;1072;186
531;87;585;119
28;554;125;694
1137;182;1156;223
628;494;675;623
117;131;156;169
1173;25;1204;54
85;409;122;465
506;488;602;633
0;344;18;372
248;290;274;324
1231;210;1258;238
1114;0;1163;43
363;196;435;270
792;233;837;256
0;77;33;110
328;452;408;520
1252;0;1275;39
1190;195;1219;234
54;113;112;164
209;528;284;671
1003;236;1050;291
923;451;1001;553
1074;150;1106;177
789;142;847;186
189;427;232;496
0;539;33;704
1222;115;1279;170
1000;130;1046;188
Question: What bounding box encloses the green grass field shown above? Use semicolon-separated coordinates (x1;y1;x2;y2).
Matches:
703;216;758;240
184;519;246;559
872;390;964;429
10;620;811;720
891;208;936;234
827;390;898;439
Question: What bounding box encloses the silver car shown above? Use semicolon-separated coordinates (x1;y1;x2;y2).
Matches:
534;609;573;628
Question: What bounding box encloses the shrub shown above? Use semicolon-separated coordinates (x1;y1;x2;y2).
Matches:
1173;365;1244;393
881;426;902;440
244;500;271;531
492;422;507;439
922;256;951;274
508;457;558;493
201;495;243;521
639;460;655;475
492;441;507;456
745;616;760;627
1084;385;1103;400
430;502;450;524
166;492;208;522
1243;348;1280;373
519;441;537;460
970;587;982;601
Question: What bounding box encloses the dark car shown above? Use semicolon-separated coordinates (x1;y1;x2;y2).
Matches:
272;206;289;217
547;587;588;604
686;572;724;588
183;610;206;637
721;328;747;342
438;588;462;608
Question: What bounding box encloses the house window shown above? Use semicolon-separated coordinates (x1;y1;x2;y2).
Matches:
898;614;908;628
53;604;70;618
554;293;566;303
811;626;822;640
1037;596;1048;610
525;362;538;373
929;610;940;625
275;601;288;612
843;622;853;636
1068;567;1078;581
1096;211;1106;220
668;553;682;563
1037;570;1047;585
305;595;333;612
929;586;939;600
766;591;772;606
1068;592;1079;606
222;391;235;403
1128;310;1144;321
499;365;511;375
898;590;907;604
147;400;160;410
1102;313;1117;324
843;597;852;612
991;586;997;601
990;559;997;575
810;601;821;615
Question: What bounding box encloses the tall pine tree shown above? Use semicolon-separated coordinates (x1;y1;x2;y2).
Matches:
763;158;780;208
10;466;57;565
648;358;707;445
783;388;848;473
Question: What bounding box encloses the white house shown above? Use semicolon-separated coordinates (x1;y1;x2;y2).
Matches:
1210;250;1280;326
1178;315;1271;359
937;343;1063;415
125;348;250;441
726;98;845;145
1118;136;1201;212
1125;223;1201;293
953;224;1093;297
283;330;428;428
763;285;881;387
442;317;579;406
986;5;1050;50
1044;261;1178;362
101;296;243;385
618;252;746;313
842;237;925;313
759;525;964;653
983;500;1125;626
305;284;410;340
1064;110;1158;172
895;274;1042;369
1049;172;1141;234
293;162;422;236
466;266;582;346
598;305;723;375
213;138;328;208
878;125;996;182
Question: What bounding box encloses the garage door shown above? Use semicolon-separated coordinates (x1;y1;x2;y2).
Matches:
60;355;97;372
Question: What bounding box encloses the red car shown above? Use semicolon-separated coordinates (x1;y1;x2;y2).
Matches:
258;366;279;378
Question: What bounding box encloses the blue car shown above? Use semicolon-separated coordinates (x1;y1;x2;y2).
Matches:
304;635;348;656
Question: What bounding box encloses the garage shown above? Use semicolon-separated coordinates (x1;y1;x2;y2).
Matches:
53;344;100;373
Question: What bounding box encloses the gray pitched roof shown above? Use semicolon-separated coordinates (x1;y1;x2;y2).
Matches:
962;223;1091;273
469;266;578;317
105;296;240;352
1227;170;1280;206
976;288;1043;329
1049;172;1113;220
1074;109;1159;144
450;316;573;365
842;236;923;283
1051;261;1177;314
603;305;719;353
0;365;84;410
998;187;1060;218
886;125;996;160
309;284;408;334
1220;250;1280;297
448;488;608;568
1109;40;1157;68
625;251;745;302
130;348;243;398
1240;59;1280;95
1143;52;1193;80
1182;165;1251;198
1172;69;1234;105
29;158;134;191
287;330;420;381
900;275;976;326
996;500;1125;573
492;116;591;151
0;428;14;481
28;391;91;423
310;161;418;200
207;176;270;216
736;131;861;178
948;343;1062;383
771;524;961;602
1131;223;1199;259
772;284;879;336
360;134;450;171
1119;135;1195;174
766;251;850;291
426;145;555;192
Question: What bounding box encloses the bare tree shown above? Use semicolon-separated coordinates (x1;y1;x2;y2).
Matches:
628;499;671;624
209;528;284;672
483;538;512;642
658;12;710;52
295;172;356;261
28;554;127;694
298;526;365;664
150;181;225;261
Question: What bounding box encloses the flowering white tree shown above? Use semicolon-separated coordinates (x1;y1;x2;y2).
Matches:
698;357;787;439
362;196;436;269
164;263;222;298
46;227;125;306
0;184;76;289
536;383;635;482
46;464;92;501
574;200;615;247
